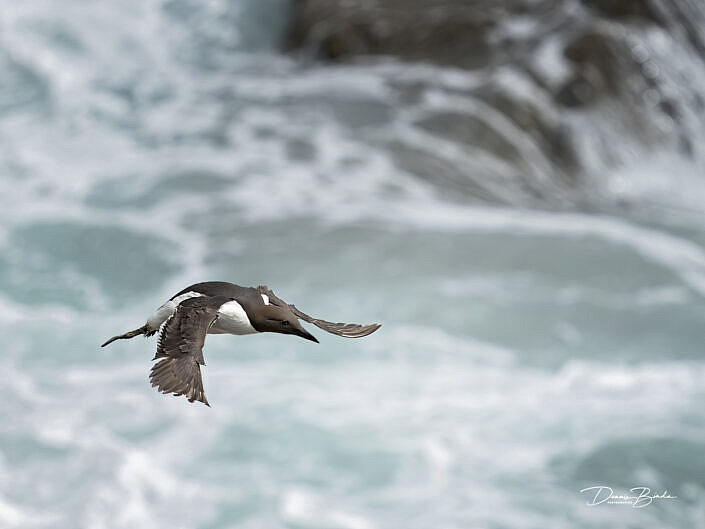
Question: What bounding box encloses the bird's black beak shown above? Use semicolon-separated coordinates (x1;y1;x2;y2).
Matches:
297;328;319;343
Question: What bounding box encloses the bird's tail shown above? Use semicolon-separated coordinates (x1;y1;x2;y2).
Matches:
101;324;151;347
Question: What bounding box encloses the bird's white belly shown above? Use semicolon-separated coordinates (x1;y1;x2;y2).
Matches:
210;300;258;335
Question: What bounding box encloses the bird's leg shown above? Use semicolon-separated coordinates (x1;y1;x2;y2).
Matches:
101;324;151;347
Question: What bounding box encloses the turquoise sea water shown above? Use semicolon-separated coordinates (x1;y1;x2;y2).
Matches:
1;1;704;528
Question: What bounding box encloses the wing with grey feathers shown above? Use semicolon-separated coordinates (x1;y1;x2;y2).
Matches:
257;285;381;338
149;296;229;406
289;305;381;337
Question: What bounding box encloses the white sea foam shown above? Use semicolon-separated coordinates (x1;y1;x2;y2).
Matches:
281;488;376;529
1;1;704;528
1;314;703;529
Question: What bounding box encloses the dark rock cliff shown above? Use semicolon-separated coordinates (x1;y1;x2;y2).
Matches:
285;0;705;207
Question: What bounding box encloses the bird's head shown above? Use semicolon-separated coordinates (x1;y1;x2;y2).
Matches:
251;296;319;343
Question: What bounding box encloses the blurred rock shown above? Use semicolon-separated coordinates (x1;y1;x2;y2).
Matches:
286;0;705;205
476;84;580;177
580;0;661;23
287;0;559;68
557;25;636;106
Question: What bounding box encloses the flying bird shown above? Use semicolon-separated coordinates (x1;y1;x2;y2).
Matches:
101;281;381;406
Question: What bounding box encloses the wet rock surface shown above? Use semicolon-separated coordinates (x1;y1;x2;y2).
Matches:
286;0;705;207
287;0;562;68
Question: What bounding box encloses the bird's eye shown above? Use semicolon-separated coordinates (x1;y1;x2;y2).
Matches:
281;320;289;326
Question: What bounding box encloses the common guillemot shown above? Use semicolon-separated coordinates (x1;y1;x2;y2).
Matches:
101;281;381;406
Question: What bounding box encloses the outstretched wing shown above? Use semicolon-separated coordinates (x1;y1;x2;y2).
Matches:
290;305;381;337
150;296;229;406
257;285;381;338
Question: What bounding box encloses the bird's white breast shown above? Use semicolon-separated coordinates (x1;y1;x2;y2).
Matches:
210;300;258;335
